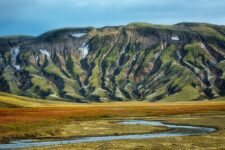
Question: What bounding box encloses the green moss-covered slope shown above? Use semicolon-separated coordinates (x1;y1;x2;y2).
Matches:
0;22;225;102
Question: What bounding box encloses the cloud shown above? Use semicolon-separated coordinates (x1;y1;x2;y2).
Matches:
0;0;225;36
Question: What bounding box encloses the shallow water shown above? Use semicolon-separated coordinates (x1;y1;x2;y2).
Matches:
0;120;216;149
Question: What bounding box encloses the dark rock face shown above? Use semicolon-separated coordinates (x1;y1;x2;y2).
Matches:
0;23;225;102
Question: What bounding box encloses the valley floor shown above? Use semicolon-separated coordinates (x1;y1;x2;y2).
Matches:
0;93;225;149
25;112;225;150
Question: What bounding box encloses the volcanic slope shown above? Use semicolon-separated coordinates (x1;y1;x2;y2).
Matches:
0;22;225;102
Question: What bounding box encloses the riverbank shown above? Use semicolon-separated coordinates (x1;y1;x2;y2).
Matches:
23;111;225;150
0;119;216;149
0;101;225;149
0;101;225;148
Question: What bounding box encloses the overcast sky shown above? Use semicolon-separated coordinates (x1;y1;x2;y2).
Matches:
0;0;225;36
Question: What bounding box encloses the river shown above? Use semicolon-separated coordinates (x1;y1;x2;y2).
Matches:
0;120;216;149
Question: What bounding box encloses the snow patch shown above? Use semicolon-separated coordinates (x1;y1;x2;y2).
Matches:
200;43;206;49
161;43;164;50
171;36;179;41
79;43;89;58
154;51;161;59
121;46;126;54
11;47;20;70
176;50;182;59
40;49;51;58
14;65;20;70
35;56;39;62
121;42;129;54
69;33;86;38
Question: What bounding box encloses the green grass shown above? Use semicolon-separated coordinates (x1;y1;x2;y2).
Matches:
160;45;176;63
146;63;201;101
89;59;101;87
212;96;225;101
91;88;107;98
192;25;225;41
61;77;84;98
184;43;211;60
183;42;213;69
161;85;200;102
1;67;22;95
73;62;86;81
0;101;19;108
127;22;173;29
42;61;83;98
31;75;57;92
216;60;225;71
43;63;64;76
25;65;39;74
20;50;33;61
0;92;76;108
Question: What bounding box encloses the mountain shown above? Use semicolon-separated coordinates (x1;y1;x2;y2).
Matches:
0;22;225;102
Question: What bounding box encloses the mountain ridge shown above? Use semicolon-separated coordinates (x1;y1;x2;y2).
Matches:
0;22;225;102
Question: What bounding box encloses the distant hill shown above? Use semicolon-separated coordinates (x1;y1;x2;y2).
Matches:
0;22;225;102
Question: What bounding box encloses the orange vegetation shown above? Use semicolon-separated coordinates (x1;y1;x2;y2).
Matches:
1;101;225;124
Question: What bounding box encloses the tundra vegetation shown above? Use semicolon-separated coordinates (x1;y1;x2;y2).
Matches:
0;93;225;149
0;22;225;149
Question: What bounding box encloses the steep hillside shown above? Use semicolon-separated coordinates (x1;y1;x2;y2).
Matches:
0;22;225;102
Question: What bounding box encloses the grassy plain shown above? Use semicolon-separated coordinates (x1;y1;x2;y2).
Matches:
29;112;225;150
0;92;225;149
